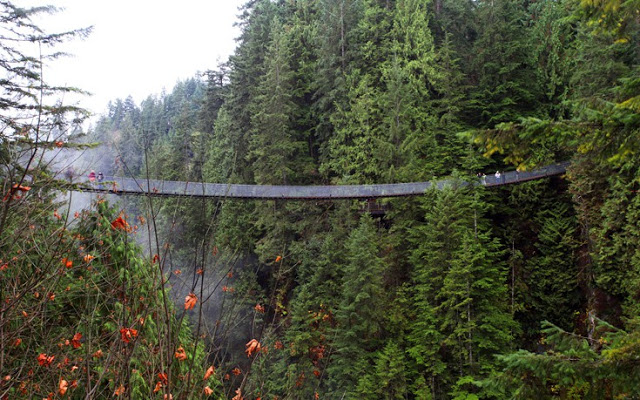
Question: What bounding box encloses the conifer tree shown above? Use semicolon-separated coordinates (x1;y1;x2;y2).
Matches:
528;0;575;119
279;204;354;397
321;0;394;183
0;1;90;239
494;179;583;341
197;67;228;136
527;202;581;330
328;215;387;398
408;186;516;398
468;0;542;128
313;0;364;159
248;17;311;186
222;0;281;183
283;1;322;168
354;340;409;399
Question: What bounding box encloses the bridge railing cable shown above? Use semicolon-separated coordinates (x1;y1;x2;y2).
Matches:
73;162;570;200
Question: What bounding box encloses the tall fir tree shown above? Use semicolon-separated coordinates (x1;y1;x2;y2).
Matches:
408;185;516;398
248;17;312;186
468;0;542;128
328;215;387;398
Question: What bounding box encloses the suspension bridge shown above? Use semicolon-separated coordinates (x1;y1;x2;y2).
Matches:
71;162;569;200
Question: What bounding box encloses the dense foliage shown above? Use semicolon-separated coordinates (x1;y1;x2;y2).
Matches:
0;3;218;399
4;0;640;398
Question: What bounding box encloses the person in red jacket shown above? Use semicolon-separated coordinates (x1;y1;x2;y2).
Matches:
88;170;96;182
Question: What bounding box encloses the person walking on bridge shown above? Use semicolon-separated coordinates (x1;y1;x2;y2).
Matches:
88;170;96;184
97;172;104;189
64;167;74;182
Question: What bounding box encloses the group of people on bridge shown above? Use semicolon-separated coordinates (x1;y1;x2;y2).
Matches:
65;168;104;187
476;168;523;186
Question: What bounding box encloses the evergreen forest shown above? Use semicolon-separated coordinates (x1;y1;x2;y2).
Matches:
1;0;640;398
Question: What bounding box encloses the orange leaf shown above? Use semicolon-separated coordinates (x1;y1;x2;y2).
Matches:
119;328;138;344
174;346;187;361
254;304;265;313
12;184;31;192
111;216;130;232
245;339;261;357
83;254;94;263
114;385;125;396
231;367;241;376
296;372;305;387
275;341;283;350
232;388;243;400
71;333;82;349
184;293;197;310
203;386;214;396
174;269;182;275
157;372;168;385
37;353;54;367
204;366;215;380
59;379;68;396
153;381;163;393
13;338;21;347
92;349;103;358
275;256;282;263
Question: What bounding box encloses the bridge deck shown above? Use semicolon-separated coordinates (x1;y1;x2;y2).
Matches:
73;162;569;200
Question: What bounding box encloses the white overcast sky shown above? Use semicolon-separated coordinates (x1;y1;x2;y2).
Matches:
22;0;244;117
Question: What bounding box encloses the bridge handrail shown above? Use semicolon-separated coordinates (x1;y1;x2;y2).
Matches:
75;161;570;200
